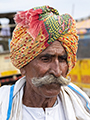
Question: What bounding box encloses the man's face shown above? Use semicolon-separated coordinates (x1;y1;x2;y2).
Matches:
22;41;68;98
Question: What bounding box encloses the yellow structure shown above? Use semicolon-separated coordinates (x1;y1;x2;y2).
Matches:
69;59;90;96
0;52;20;77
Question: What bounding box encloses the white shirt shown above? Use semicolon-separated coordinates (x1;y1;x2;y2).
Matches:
22;96;65;120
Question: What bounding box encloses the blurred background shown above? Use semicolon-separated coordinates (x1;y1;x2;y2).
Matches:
0;0;90;97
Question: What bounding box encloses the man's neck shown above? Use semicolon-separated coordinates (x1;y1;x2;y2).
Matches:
22;84;57;110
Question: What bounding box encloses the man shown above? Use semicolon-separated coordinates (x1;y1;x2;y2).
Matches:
0;5;90;120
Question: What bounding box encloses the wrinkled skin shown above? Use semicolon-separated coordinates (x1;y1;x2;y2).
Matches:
21;41;68;110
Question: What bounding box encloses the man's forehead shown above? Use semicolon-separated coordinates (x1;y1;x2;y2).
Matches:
39;41;66;56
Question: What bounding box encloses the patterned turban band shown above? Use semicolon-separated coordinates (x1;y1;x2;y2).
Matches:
10;5;79;73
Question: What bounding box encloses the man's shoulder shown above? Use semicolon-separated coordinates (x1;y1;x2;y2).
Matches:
68;82;90;100
0;85;11;100
60;83;90;119
65;83;90;112
0;85;11;92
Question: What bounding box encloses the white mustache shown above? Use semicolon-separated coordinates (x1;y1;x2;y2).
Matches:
31;75;71;87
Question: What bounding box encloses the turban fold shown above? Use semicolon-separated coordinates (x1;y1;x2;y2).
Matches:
10;5;79;73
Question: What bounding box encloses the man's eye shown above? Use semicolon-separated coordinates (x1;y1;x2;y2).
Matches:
58;57;67;62
59;58;65;62
41;57;50;62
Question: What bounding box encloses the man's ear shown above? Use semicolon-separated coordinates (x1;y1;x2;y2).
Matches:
20;67;26;76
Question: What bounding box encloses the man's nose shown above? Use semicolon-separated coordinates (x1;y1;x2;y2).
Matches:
49;59;62;78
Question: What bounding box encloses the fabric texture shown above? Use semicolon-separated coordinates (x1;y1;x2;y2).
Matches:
10;5;79;73
22;96;65;120
0;77;90;120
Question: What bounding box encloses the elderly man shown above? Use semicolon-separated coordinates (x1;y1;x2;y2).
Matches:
0;5;90;120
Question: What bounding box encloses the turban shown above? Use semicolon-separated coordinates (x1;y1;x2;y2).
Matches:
10;5;79;73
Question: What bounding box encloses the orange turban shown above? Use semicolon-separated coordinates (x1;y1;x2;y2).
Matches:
10;5;79;73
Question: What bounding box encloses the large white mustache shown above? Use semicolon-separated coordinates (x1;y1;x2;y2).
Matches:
31;75;71;87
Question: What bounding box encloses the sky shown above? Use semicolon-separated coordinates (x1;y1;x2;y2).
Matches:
0;0;90;24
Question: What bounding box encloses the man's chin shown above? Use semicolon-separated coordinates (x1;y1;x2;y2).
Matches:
38;83;61;98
